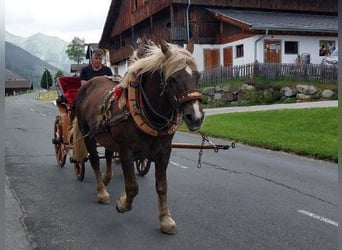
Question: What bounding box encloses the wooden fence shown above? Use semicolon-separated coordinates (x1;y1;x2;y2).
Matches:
199;63;338;86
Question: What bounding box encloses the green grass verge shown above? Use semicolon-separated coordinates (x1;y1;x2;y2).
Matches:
180;107;337;162
36;89;58;101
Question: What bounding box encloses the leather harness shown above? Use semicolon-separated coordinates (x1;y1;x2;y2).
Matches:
93;73;202;137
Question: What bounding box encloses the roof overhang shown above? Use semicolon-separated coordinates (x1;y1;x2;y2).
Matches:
207;8;338;34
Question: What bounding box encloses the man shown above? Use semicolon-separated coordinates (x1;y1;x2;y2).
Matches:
80;48;113;85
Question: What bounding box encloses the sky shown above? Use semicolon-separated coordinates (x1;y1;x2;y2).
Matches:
4;0;112;43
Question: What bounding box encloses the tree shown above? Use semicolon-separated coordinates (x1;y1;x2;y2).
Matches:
40;68;53;90
54;70;64;83
65;37;86;64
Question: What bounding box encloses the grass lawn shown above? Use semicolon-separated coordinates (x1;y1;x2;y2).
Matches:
185;107;337;162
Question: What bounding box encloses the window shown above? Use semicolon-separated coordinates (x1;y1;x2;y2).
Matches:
284;41;298;54
236;44;244;58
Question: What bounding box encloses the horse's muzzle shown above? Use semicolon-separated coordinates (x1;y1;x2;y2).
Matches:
183;100;204;131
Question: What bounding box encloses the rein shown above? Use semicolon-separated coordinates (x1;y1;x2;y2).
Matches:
138;79;177;130
127;74;182;136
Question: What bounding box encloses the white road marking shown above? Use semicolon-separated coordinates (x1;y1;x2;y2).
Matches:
30;108;34;112
169;160;188;169
297;209;338;227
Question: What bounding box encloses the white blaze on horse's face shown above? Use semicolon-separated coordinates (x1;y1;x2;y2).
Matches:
185;65;192;75
179;69;204;131
192;100;203;120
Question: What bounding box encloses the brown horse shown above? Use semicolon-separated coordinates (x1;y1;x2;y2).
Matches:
70;41;204;234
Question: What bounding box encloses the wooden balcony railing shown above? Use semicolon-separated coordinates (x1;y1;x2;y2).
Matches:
110;46;134;65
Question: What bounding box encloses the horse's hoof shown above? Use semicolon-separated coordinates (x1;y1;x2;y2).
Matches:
116;205;124;213
97;190;111;204
160;217;177;235
115;197;132;213
98;198;111;204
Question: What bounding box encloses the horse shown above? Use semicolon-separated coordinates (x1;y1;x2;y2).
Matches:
70;41;204;234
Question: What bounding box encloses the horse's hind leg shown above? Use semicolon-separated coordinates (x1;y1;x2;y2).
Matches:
116;149;138;213
155;154;177;235
102;149;114;186
86;138;111;204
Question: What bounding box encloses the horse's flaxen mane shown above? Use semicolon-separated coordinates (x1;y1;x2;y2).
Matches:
119;42;198;89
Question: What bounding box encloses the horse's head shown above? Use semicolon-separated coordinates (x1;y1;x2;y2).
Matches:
160;41;204;131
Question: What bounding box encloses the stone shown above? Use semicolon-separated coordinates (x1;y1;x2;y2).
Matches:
321;89;334;98
215;86;222;92
223;92;236;102
222;86;230;92
296;93;312;101
241;84;255;91
229;86;240;94
202;87;215;96
214;93;222;100
281;86;297;97
296;84;317;95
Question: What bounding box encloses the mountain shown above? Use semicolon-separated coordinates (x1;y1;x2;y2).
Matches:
5;31;72;72
5;41;62;89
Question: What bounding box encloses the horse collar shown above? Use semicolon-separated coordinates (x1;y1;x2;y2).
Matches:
127;74;181;136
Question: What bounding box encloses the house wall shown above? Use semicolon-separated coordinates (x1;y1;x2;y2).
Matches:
191;35;338;71
113;34;338;74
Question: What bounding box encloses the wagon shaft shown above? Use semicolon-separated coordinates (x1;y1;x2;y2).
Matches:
171;142;232;150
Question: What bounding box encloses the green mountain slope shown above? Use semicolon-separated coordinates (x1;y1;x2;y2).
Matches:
5;41;61;89
5;31;72;72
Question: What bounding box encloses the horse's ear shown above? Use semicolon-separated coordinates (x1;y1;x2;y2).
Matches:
161;40;169;55
186;40;194;54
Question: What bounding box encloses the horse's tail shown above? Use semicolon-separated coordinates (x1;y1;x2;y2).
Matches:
68;118;88;161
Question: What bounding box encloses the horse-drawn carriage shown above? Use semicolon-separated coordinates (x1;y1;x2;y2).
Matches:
52;76;84;179
52;75;151;181
52;41;234;234
52;75;233;180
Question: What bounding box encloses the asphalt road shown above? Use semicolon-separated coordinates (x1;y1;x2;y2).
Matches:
5;93;338;249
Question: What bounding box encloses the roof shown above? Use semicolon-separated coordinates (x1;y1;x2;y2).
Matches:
99;0;122;48
5;80;32;89
207;8;338;33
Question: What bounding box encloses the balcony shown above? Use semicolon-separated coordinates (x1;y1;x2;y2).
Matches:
171;26;187;41
110;46;134;65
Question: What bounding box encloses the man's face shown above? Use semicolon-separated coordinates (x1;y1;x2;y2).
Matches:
92;55;103;68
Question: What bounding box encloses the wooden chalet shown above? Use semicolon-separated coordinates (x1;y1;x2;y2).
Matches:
99;0;338;73
5;79;33;96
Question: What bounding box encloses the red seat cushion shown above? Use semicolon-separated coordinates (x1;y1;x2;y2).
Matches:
57;77;81;105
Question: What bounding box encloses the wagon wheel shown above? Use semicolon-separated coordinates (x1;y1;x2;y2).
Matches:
74;160;85;182
52;115;66;167
135;159;151;177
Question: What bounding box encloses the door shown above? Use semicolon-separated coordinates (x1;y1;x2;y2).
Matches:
203;49;220;69
223;47;233;67
264;40;281;63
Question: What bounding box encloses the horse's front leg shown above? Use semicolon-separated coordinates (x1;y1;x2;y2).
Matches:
155;151;177;235
116;149;138;213
102;149;114;186
87;139;110;204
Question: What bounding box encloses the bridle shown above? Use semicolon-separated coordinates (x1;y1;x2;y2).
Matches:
127;70;202;136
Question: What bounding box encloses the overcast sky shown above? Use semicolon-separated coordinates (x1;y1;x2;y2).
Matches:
5;0;112;43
